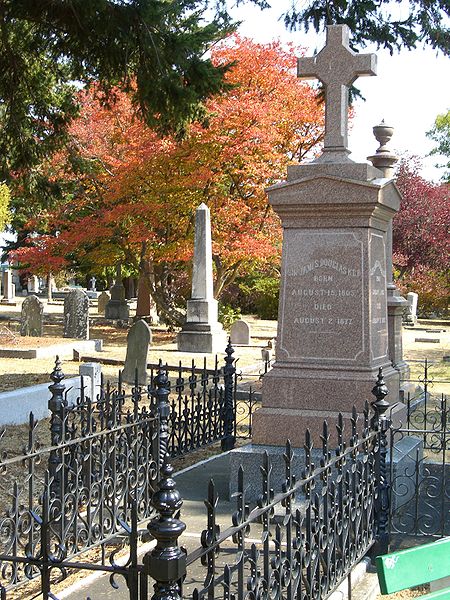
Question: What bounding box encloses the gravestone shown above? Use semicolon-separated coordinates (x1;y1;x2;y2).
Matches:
97;291;110;314
27;276;39;294
64;289;89;339
404;292;418;325
230;320;251;345
252;25;402;446
122;319;152;385
105;265;129;321
1;269;15;303
20;295;43;336
89;277;97;292
177;203;227;353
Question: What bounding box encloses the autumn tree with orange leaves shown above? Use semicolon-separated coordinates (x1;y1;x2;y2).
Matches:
15;36;324;324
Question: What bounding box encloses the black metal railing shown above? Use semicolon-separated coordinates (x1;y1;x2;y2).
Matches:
400;359;449;452
143;368;392;600
390;359;449;540
0;358;396;600
0;358;159;593
0;341;254;596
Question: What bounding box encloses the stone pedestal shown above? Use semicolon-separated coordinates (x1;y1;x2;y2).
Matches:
177;203;226;354
253;162;402;446
105;298;129;321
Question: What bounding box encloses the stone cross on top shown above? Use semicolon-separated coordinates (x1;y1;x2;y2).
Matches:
298;25;377;161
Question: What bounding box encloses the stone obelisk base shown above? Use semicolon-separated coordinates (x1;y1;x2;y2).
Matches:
177;298;227;354
177;323;227;354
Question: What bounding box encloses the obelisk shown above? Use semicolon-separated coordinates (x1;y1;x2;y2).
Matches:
177;203;227;354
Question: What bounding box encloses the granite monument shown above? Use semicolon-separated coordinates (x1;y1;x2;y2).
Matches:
252;25;403;445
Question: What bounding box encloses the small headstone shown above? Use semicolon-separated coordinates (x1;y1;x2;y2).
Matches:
20;295;44;336
122;320;152;385
27;275;39;294
403;292;418;325
230;319;251;345
97;291;110;314
79;362;102;402
89;276;97;292
64;289;89;339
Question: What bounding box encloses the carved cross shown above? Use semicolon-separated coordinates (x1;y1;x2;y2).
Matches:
298;25;377;159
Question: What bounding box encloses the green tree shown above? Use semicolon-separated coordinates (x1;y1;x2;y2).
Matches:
281;0;449;55
0;0;236;180
0;183;10;231
427;110;450;182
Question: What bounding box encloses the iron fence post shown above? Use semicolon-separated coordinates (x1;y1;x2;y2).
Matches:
48;356;67;497
371;367;391;557
221;339;236;451
154;364;171;470
143;454;186;600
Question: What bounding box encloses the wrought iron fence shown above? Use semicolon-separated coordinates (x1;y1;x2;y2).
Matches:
0;341;254;597
0;349;398;600
0;358;159;594
144;368;391;600
390;358;449;539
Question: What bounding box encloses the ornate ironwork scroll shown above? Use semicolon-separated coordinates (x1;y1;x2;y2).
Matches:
182;405;378;600
0;358;158;595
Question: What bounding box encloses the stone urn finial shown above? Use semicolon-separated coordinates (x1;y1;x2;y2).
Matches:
373;120;394;153
367;119;398;178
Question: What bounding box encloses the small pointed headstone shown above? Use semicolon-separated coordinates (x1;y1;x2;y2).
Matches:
122;320;152;385
97;291;111;314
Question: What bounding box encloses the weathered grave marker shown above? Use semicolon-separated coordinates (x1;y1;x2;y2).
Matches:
27;276;40;294
20;295;44;337
404;292;418;325
1;269;15;304
97;291;110;314
230;319;251;345
64;289;89;339
122;319;152;385
105;265;129;321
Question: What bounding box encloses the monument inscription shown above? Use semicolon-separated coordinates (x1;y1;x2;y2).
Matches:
279;231;364;361
369;232;388;361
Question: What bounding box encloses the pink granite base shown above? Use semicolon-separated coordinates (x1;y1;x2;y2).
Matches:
252;401;406;447
253;362;401;446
